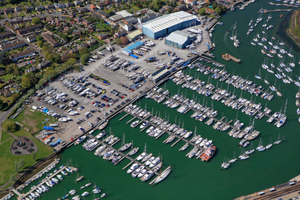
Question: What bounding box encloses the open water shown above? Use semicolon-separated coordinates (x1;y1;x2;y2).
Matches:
13;1;300;200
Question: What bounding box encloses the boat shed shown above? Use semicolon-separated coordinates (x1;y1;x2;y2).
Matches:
165;31;195;49
127;30;143;42
151;68;171;83
141;11;197;39
122;41;144;56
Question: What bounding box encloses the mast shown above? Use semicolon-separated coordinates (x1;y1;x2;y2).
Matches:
144;143;147;152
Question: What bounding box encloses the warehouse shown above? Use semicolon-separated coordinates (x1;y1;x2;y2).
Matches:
151;68;170;83
122;41;144;56
165;31;195;49
141;11;197;39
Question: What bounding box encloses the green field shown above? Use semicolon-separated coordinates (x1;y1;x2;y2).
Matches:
0;130;12;143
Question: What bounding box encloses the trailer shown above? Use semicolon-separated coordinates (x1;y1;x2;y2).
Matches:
130;54;138;59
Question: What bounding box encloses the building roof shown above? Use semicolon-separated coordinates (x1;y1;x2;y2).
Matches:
127;30;143;40
115;10;133;18
152;68;170;80
109;14;123;22
10;49;35;60
142;11;197;33
122;41;143;54
1;40;26;50
27;34;39;41
0;31;14;38
42;33;60;46
17;23;43;34
165;30;191;45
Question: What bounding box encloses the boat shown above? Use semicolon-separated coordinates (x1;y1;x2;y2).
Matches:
127;147;139;156
75;175;84;182
92;188;101;194
81;191;89;197
199;146;216;161
69;189;76;195
151;166;172;185
98;120;108;130
256;138;265;152
266;137;273;149
101;193;108;198
274;134;282;145
74;136;86;145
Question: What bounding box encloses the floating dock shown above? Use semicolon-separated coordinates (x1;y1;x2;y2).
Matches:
222;53;241;63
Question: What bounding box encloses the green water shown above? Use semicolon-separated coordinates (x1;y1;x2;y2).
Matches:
15;1;300;200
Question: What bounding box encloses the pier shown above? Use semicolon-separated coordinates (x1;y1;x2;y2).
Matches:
222;53;241;63
119;113;129;121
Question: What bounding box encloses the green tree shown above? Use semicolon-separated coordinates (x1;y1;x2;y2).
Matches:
0;99;4;110
199;8;206;16
37;41;43;48
42;46;48;52
21;76;31;89
215;7;222;15
3;120;18;133
0;25;5;33
80;53;90;65
13;68;20;76
79;47;88;56
32;17;41;25
115;38;122;45
36;36;43;41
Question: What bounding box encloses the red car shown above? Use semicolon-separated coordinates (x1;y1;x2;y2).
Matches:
37;97;41;101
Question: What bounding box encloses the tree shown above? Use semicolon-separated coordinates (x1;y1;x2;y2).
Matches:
0;99;4;110
37;40;43;48
3;120;18;132
0;25;5;33
21;76;31;89
13;68;20;76
215;7;222;15
80;53;90;65
199;8;206;16
79;47;88;55
115;38;122;45
32;17;41;25
36;36;43;41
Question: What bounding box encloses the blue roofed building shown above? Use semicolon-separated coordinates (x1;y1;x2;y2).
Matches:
141;11;197;39
122;41;144;56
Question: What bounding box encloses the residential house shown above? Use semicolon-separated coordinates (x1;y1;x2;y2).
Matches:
82;19;91;26
0;40;27;51
23;16;33;23
54;3;66;9
9;17;23;25
72;29;81;36
10;49;36;62
26;6;34;12
79;43;89;49
90;4;96;11
65;2;75;7
78;7;89;13
123;17;137;25
87;25;95;32
175;4;187;11
74;17;83;23
39;15;46;21
74;0;83;6
68;11;76;18
35;5;45;11
0;9;3;15
205;8;215;14
46;4;55;10
98;10;109;18
4;8;14;14
159;7;166;14
114;29;127;38
109;14;123;23
104;0;112;6
37;60;51;70
87;39;97;46
17;23;43;35
46;16;54;23
0;88;12;97
25;66;37;74
68;47;79;54
63;26;71;33
41;33;60;47
97;33;109;40
0;32;15;40
26;34;39;43
14;6;23;12
96;2;105;10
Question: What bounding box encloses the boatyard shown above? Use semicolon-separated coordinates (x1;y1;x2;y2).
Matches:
2;1;300;200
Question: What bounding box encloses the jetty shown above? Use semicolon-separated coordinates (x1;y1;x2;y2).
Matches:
222;53;241;63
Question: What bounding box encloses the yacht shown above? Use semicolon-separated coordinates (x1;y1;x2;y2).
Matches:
128;147;139;156
92;188;101;194
81;191;89;197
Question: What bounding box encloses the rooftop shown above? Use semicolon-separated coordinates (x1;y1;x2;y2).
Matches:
142;11;197;33
115;10;133;18
165;30;192;45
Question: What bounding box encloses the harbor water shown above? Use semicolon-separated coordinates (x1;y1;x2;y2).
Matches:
13;1;300;200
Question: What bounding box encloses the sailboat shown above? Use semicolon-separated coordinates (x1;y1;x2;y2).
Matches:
221;157;230;170
256;138;265;152
255;68;262;79
264;74;270;85
287;46;294;58
228;151;237;163
274;134;282;145
266;137;273;149
245;141;255;155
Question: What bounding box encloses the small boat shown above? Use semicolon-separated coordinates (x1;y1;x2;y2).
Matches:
75;175;84;182
99;120;108;130
101;193;108;198
92;188;101;194
81;191;89;197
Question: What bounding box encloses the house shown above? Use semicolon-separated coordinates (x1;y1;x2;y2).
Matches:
65;2;74;7
39;15;46;21
0;32;15;40
90;4;96;11
63;26;71;33
79;43;89;49
104;0;112;6
87;25;95;32
24;66;37;74
46;4;55;10
35;5;45;11
41;33;60;47
0;40;27;51
82;20;90;26
4;8;14;14
205;8;215;14
97;33;109;40
68;11;76;18
74;17;83;23
123;17;137;25
17;23;43;35
68;47;79;54
87;39;97;46
159;7;166;14
23;16;33;23
54;3;66;9
114;29;127;38
26;34;39;43
175;4;187;11
0;9;3;15
72;29;81;36
26;6;34;12
14;6;23;12
96;2;105;10
98;10;109;18
10;49;36;62
46;16;55;23
74;0;83;6
109;14;123;22
9;17;23;25
78;7;89;13
0;88;12;97
37;60;51;69
119;22;133;32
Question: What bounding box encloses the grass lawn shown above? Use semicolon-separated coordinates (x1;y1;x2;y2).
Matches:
0;130;12;142
0;126;53;187
12;108;57;132
0;73;13;82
